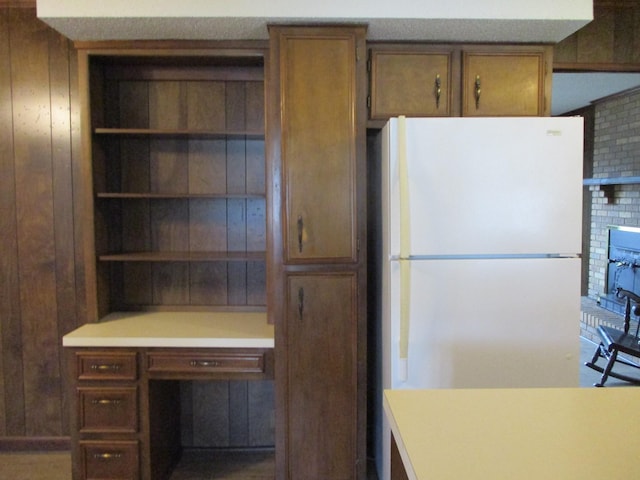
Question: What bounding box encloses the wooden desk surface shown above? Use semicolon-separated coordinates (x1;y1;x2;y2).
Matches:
62;311;273;348
384;388;640;480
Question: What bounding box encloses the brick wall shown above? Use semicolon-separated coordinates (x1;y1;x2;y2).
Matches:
587;87;640;300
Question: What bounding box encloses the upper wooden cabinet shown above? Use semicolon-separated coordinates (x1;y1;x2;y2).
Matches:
278;29;361;264
461;46;552;117
369;46;458;119
369;44;552;121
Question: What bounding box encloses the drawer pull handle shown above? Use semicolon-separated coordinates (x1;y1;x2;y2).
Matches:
190;360;221;367
91;399;122;406
435;74;441;108
90;363;121;372
93;452;122;460
474;75;481;109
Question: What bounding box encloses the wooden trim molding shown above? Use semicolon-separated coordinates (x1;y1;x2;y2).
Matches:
0;1;36;7
0;437;71;451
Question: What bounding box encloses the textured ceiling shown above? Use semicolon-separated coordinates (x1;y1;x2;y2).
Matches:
38;16;591;43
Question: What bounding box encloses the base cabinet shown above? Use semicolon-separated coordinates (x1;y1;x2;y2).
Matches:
68;346;273;480
285;273;358;479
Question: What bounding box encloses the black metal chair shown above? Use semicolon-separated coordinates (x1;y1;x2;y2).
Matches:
585;287;640;387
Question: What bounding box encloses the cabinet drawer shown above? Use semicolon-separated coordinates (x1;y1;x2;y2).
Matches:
147;351;265;374
76;352;137;381
80;440;139;480
78;387;138;433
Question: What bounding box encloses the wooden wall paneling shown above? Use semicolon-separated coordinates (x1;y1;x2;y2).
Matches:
246;138;265;194
191;381;230;447
118;81;148;129
246;80;265;133
247;380;275;446
47;21;78;437
229;381;249;446
189;199;228;305
0;7;23;437
247;261;267;306
189;262;228;305
187;81;225;131
555;2;640;69
578;6;616;63
149;80;186;130
226;81;248;305
151;199;189;305
189;138;227;194
10;7;61;436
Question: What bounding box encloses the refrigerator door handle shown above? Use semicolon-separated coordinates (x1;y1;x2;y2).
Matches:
398;115;410;382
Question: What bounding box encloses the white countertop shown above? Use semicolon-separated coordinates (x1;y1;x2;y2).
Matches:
384;388;640;480
62;311;274;348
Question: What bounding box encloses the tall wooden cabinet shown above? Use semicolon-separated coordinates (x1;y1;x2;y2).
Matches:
268;26;368;479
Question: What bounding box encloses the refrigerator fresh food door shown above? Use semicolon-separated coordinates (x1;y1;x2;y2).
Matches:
384;256;581;389
386;116;583;257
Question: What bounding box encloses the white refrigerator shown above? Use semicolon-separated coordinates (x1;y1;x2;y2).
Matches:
375;116;583;480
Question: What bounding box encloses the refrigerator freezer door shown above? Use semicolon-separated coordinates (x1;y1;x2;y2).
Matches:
385;257;581;390
386;117;583;257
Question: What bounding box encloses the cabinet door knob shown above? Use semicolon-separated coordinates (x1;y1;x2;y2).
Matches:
474;75;481;109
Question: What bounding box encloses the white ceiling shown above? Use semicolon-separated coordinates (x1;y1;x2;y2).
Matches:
552;73;640;116
36;0;592;43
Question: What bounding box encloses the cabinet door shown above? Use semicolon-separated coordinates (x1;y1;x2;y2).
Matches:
462;48;551;116
370;48;454;119
279;30;359;263
286;273;358;480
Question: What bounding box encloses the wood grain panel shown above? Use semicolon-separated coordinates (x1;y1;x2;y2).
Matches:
554;3;640;69
248;380;275;446
281;34;357;262
118;81;148;128
188;139;227;194
189;263;228;305
229;381;249;446
150;139;189;194
0;7;23;437
246;139;265;194
577;7;616;64
47;21;78;436
10;7;61;436
120;138;150;193
191;381;230;446
187;81;225;131
286;273;357;479
149;81;185;130
245;81;264;133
